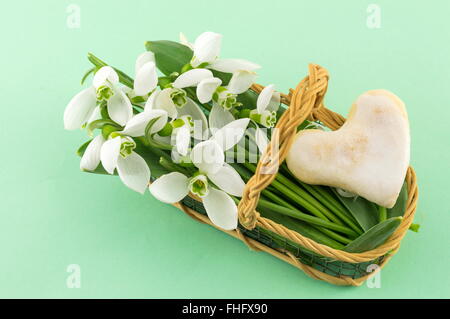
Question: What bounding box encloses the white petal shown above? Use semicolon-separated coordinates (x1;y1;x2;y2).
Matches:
190;140;224;175
175;125;191;156
208;102;235;130
255;127;269;154
196;77;222;103
207;164;245;197
267;91;281;113
193;31;222;66
203;188;238;230
173;69;213;89
86;106;101;125
100;136;121;174
257;84;275;114
107;88;133;126
177;98;208;140
149;172;189;203
135;52;155;75
80;135;105;171
171;149;187;164
122;110;168;137
211;118;250;151
154;88;178;118
93;66;119;88
227;70;257;94
179;32;194;50
63;87;97;130
154;134;171;145
144;88;160;112
209;58;260;73
134;61;158;96
116;152;150;194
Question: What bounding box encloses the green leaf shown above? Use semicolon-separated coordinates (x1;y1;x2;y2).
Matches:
237;90;258;109
332;189;379;231
145;40;234;85
145;40;193;76
344;217;402;253
211;69;232;86
387;182;408;218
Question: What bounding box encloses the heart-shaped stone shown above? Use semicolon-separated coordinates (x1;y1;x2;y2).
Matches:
286;90;410;208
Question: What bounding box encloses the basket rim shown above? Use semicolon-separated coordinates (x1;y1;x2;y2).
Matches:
236;65;418;264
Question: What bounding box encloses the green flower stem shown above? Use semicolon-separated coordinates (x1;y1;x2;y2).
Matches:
137;137;172;161
281;164;357;223
243;162;339;223
260;185;356;243
378;206;387;222
311;226;353;244
235;144;351;228
256;199;360;237
305;183;357;222
253;160;363;235
258;217;345;250
229;195;345;249
232;164;355;244
146;134;173;151
87;53;135;88
292;180;363;234
159;157;190;176
276;176;363;235
81;67;95;85
274;170;345;225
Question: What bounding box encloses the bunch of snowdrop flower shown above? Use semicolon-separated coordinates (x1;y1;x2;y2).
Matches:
65;31;413;253
64;31;281;231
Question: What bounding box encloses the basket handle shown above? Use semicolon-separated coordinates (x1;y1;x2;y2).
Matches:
238;64;330;230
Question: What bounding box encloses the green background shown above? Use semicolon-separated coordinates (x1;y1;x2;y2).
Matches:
1;0;449;298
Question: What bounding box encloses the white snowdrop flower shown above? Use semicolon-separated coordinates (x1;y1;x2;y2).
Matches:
191;31;222;67
64;66;133;129
149;118;250;230
250;84;280;128
80;109;168;193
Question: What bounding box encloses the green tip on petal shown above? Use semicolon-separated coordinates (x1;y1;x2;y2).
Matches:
96;85;114;101
119;138;136;158
188;174;209;197
170;88;187;108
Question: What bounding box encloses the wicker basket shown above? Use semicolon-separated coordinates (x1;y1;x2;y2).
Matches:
171;64;418;286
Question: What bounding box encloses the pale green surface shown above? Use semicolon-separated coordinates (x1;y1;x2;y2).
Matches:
0;0;449;298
